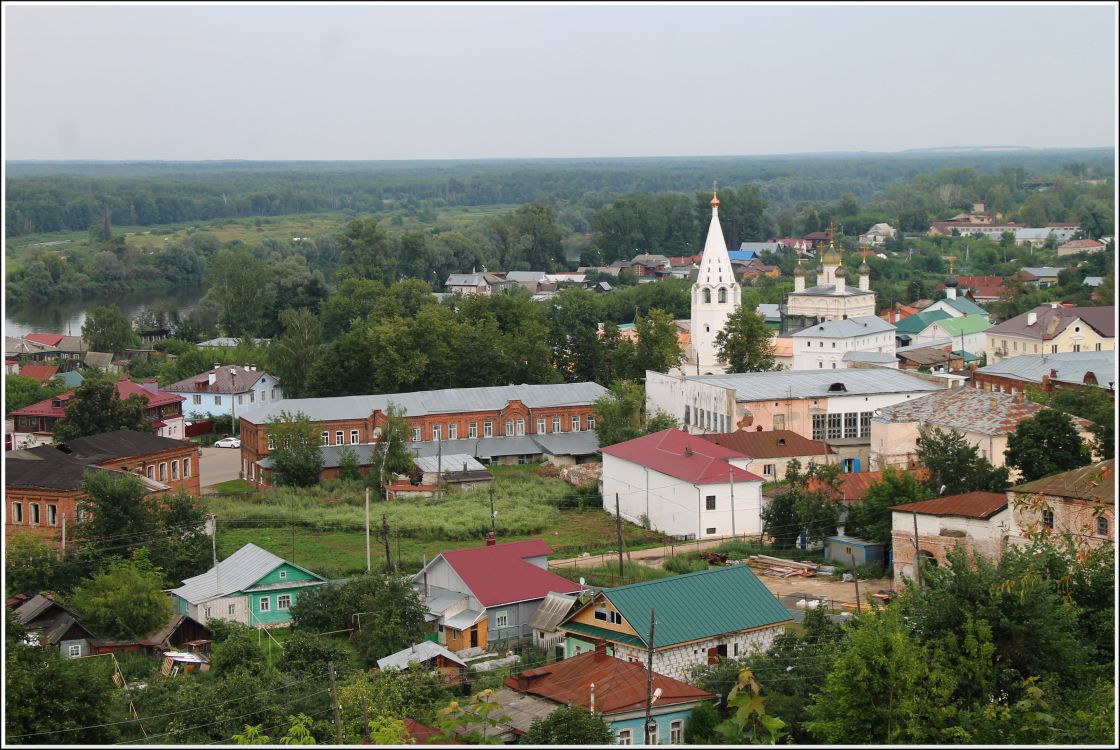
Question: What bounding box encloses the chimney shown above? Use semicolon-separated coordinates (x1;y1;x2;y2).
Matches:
423;572;429;596
1026;312;1038;326
486;531;496;546
684;444;693;457
208;372;217;386
142;378;159;394
593;640;607;661
1050;302;1061;309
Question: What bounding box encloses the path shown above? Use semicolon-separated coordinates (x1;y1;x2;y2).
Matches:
199;446;241;493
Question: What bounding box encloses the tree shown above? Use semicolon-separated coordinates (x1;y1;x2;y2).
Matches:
82;305;137;356
760;459;842;548
267;411;324;487
489;202;564;271
52;377;152;442
5;374;69;416
715;304;776;373
592;380;645;447
211;622;270;676
633;308;684;375
1005;409;1091;482
1027;385;1114;459
337;217;394;284
433;689;510;744
5;532;75;598
350;575;428;666
336;444;362;483
67;556;172;639
370;403;415;492
521;705;613;745
204;248;276;337
914;426;1009;495
846;469;933;546
268;308;324;399
279;631;352;680
715;668;788;745
683;700;719;744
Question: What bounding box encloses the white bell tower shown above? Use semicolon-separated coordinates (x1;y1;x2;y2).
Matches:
689;185;741;372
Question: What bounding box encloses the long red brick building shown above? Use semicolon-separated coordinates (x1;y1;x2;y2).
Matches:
237;382;608;483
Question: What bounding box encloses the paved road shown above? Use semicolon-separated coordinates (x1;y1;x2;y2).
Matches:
199;446;242;492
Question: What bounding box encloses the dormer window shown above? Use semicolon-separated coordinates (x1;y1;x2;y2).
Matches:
827;382;847;393
51;400;62;408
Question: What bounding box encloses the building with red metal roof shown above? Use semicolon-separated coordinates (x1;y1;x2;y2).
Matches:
602;428;764;540
890;492;1012;586
15;364;60;384
413;536;581;654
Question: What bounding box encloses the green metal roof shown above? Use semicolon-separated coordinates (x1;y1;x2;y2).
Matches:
945;297;988;316
936;315;992;336
558;621;649;649
952;349;981;363
893;310;952;335
600;566;792;648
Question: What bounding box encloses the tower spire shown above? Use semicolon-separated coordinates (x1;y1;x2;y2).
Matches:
710;180;720;209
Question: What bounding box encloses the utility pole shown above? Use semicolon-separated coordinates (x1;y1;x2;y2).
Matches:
644;609;657;744
489;486;496;533
912;511;922;588
729;468;736;539
382;514;392;570
361;693;371;743
327;661;343;744
849;551;862;613
395;530;401;574
60;514;66;559
615;493;624;577
210;514;220;595
365;487;371;573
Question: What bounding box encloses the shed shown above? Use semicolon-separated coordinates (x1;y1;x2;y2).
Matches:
824;535;886;567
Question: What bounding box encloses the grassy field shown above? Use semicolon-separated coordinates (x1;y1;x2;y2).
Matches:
205;466;669;579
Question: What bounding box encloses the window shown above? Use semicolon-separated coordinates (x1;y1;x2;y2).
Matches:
827;413;842;440
588;415;595;430
12;502;22;524
277;595;291;610
646;720;659;745
670;720;684;744
537;418;546;434
469;422;477;438
812;413;826;441
703;288;711;303
484;421;493;438
335;430;343;445
1096;343;1102;351
617;729;632;745
48;504;57;526
147;465;155;479
773;414;785;430
763;464;775;476
238;394;244;405
350;429;359;445
159;463;168;481
831;341;836;348
433;425;442;441
684;405;690;425
412;427;421;442
706;527;717;535
505;420;513;435
321;431;329;446
205;607;212;618
859;411;872;438
1052;345;1058;354
68;644;82;658
278;570;287;579
844;412;858;438
593;607;622;625
495;611;508;628
214;396;221;406
1097;516;1108;536
572;416;581;431
818;361;823;368
268;435;275;450
193;394;202;405
1042;510;1054;530
718;287;727;303
706;495;716;511
259;597;270;612
171;460;179;480
552;416;561;433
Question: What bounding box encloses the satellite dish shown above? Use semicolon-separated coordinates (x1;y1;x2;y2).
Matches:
579;577;586;587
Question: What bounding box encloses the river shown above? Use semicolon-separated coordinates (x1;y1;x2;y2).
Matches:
4;286;208;338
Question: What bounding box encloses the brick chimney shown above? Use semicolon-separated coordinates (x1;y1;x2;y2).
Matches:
486;531;496;546
142;378;159;394
593;640;608;661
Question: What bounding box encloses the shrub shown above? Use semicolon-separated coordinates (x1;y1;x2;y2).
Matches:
663;553;709;575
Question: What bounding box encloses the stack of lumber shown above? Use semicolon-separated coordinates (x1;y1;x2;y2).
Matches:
747;554;820;578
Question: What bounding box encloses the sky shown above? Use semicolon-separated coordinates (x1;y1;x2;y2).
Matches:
3;2;1117;160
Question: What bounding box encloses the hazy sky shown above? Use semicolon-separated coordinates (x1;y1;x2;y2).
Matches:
4;3;1116;160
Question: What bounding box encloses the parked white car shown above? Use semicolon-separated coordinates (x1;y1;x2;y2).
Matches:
213;437;241;449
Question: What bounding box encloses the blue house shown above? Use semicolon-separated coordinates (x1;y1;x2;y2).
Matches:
500;644;717;744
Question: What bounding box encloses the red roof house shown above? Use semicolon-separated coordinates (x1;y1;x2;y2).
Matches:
24;333;64;347
16;364;60;384
10;377;185;442
602;428;761;484
414;537;581;653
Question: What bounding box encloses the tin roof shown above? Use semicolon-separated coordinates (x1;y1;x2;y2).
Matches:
873;387;1093;437
700;430;833;459
5;446;112;490
1011;459;1114;504
592;565;791;648
58;430;196;465
790;316;895;338
974;351;1114;387
891;492;1008;519
603;428;762;484
10;378;183;419
688;369;940;402
164;365;270;395
239;382;607;425
428;540;581;608
893;309;952;335
987;305;1114;340
377;640;467;671
935;315;992;337
170;543;326;604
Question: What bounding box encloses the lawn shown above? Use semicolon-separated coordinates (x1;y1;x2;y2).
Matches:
205;465;669;579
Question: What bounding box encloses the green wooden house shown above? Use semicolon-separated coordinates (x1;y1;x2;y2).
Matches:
170;543;329;627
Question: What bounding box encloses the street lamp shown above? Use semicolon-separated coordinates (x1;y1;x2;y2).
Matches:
229;368;238;437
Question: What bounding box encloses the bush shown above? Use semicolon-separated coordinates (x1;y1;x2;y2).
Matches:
663;553;709;575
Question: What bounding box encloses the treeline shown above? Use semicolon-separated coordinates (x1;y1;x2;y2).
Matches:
7;149;1112;236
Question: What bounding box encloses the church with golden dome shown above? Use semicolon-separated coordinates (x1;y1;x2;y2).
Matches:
780;230;876;335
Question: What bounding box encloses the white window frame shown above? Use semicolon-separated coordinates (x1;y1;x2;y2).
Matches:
484;421;493;438
552;416;561;433
205;606;212;618
670;720;684;744
646;720;659;745
277;594;291;610
259;597;270;612
448;423;457;440
321;432;329;446
193;394;202;405
495;610;509;628
68;644;82;658
433;425;441;441
278;570;287;579
12;502;23;524
572;415;580;431
147;465;155;479
469;422;478;438
763;464;775;477
228;603;236;615
537;418;546;434
171;460;179;480
214;395;222;406
587;415;595;430
335;430;344;445
515;419;525;436
159;463;168;481
48;504;57;526
268;435;275;450
617;729;632;745
350;429;359;445
184;457;192;477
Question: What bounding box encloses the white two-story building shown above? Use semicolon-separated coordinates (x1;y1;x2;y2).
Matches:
791;316;896;370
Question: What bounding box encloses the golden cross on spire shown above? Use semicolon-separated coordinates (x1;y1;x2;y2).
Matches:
858;244;874;262
713;179;718;197
946;254;957;274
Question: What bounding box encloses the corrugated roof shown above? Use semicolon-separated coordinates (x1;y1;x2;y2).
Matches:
842;351;898;363
603;429;762;484
700;430;833;459
432;540;581;608
404;431;601;461
58;430;196;466
10;378;183;419
1011;459;1114;504
943;297;989;316
164;365;270;395
873;387;1094;436
891;492;1008;519
975;351;1114;386
688;369;941;402
893;309;952;335
897;347;959;366
790;316;895;338
413;454;486;474
787;283;874;298
17;364;60;383
936;315;992;336
377;640;467;670
240;382;608;425
525;592;578;632
170;543;324;604
598;565;792;648
504;651;715;714
987;305;1115;340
